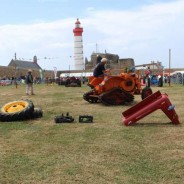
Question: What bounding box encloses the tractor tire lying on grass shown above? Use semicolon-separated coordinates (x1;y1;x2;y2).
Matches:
0;99;34;122
0;100;43;122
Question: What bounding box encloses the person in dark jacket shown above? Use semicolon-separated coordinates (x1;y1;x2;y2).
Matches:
93;58;108;77
96;55;102;64
26;69;35;95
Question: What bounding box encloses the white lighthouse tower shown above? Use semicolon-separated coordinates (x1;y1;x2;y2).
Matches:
73;18;84;70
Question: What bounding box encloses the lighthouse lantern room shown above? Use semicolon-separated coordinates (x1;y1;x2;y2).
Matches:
73;18;84;70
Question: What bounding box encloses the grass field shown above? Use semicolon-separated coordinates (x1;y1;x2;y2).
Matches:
0;83;183;184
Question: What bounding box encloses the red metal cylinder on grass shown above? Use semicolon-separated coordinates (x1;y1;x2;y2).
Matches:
122;91;180;126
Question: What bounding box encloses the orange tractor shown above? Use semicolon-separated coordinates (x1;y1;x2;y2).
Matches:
83;69;152;105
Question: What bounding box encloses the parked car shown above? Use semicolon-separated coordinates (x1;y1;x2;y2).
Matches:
0;80;12;86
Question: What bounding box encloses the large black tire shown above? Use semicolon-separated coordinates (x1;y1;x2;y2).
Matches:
0;99;34;122
141;87;153;100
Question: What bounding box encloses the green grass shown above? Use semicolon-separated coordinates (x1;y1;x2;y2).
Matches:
0;83;183;184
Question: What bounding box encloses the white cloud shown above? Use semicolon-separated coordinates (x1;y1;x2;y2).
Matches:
0;19;74;69
86;7;95;12
0;0;184;70
83;0;184;67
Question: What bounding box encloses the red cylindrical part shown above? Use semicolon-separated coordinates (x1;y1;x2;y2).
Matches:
122;91;180;126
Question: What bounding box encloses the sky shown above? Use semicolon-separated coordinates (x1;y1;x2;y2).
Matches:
0;0;184;70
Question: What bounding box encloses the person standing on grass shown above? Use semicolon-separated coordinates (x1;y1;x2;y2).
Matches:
145;66;152;87
25;69;35;95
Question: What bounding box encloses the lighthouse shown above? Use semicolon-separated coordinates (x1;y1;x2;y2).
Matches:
73;18;84;70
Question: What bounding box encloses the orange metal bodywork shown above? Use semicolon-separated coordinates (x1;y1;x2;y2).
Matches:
88;70;142;95
88;76;104;88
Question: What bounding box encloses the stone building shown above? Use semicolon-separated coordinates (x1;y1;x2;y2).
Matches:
8;55;42;70
85;52;135;70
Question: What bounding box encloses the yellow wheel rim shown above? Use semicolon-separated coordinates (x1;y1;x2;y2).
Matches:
1;101;29;113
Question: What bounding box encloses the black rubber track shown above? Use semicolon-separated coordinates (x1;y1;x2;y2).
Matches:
99;88;134;105
83;90;100;103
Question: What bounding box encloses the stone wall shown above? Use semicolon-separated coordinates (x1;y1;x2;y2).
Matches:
85;52;134;70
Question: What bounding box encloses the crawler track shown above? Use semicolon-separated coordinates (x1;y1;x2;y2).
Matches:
83;90;100;103
99;88;134;105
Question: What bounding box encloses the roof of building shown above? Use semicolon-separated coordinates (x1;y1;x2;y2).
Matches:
8;59;42;70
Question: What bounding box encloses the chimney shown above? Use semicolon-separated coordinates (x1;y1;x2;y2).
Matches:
33;55;37;63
